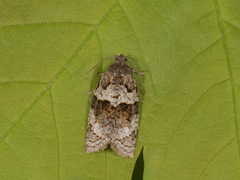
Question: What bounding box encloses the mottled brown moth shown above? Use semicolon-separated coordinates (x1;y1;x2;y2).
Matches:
82;54;147;158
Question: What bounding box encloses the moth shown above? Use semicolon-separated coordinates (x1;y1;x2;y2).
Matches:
83;54;147;158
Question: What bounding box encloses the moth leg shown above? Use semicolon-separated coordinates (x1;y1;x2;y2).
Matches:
133;69;149;93
85;91;95;95
133;69;148;74
139;100;144;103
96;72;104;75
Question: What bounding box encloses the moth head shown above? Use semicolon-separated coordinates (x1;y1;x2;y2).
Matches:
116;54;127;62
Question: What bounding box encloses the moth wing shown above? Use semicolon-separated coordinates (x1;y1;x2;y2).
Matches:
111;103;139;158
85;96;111;153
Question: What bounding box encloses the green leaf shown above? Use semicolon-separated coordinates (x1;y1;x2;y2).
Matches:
1;0;240;179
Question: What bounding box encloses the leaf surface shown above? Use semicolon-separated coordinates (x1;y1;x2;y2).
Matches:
0;0;240;179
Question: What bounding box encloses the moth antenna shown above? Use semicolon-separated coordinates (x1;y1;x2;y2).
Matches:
125;57;150;94
77;55;118;78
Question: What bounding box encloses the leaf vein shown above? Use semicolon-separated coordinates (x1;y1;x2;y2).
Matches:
214;0;240;163
158;79;229;179
198;137;236;179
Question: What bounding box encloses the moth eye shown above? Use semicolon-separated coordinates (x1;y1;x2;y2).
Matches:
124;58;127;62
115;58;118;61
